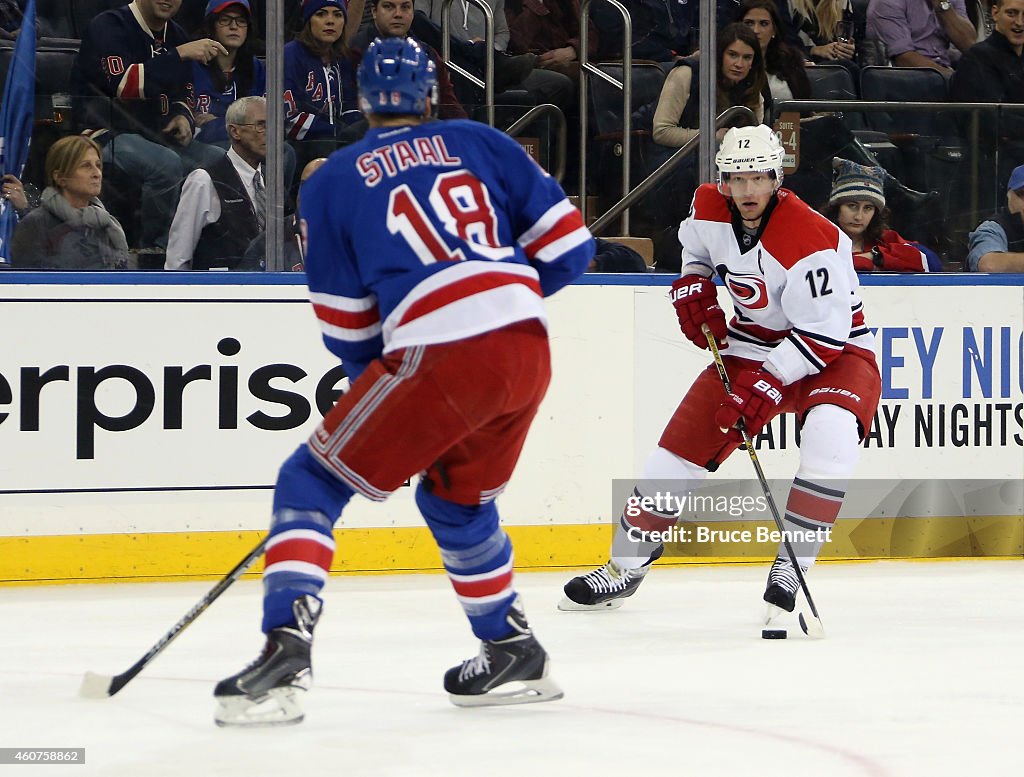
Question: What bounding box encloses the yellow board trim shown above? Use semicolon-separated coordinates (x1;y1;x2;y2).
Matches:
1;517;1021;585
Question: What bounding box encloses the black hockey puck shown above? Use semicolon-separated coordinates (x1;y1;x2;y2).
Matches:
761;629;787;639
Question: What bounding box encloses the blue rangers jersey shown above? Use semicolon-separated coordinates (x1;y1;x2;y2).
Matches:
300;119;594;380
283;40;360;140
71;3;194;144
190;57;266;144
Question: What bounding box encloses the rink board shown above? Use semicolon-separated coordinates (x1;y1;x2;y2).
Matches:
0;274;1022;582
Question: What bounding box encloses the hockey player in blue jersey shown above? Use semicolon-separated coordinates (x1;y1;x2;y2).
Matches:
213;36;593;727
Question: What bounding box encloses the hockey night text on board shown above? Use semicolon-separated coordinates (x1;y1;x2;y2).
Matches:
749;325;1024;451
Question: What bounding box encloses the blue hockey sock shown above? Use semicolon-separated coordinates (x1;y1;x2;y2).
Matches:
262;444;354;633
416;484;517;640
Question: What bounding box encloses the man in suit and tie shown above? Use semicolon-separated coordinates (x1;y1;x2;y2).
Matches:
165;95;267;270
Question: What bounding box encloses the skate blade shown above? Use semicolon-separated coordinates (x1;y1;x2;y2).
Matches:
449;676;564;708
557;596;624;612
763;602;790;627
214;687;305;728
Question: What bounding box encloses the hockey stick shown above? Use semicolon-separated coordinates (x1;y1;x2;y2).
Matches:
79;537;269;698
702;325;825;638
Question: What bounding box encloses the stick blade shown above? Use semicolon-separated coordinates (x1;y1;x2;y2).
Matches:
798;612;826;639
79;671;115;699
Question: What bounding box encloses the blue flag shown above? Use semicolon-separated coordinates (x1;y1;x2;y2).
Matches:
0;0;37;264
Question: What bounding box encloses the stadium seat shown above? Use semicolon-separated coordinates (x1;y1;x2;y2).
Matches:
37;0;76;40
859;65;956;140
859;66;962;261
806;63;858;101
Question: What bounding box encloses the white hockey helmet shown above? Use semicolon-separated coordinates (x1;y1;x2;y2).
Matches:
715;125;785;186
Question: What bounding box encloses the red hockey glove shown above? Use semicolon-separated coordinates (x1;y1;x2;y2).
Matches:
670;275;727;350
714;369;785;441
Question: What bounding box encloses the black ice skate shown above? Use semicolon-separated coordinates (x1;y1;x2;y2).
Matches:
558;559;652;611
213;595;321;727
763;556;803;617
445;597;563;707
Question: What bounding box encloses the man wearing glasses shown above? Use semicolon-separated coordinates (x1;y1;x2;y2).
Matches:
967;164;1024;271
165;96;268;270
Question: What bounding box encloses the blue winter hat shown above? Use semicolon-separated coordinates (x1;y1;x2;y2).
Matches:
206;0;250;15
303;0;348;23
1007;164;1024;192
829;157;885;208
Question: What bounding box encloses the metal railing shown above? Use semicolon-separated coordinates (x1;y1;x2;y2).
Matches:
579;0;631;230
506;104;568;183
774;99;1024;230
589;106;756;235
440;0;496;127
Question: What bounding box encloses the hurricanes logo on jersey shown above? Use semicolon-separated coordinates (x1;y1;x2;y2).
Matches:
725;272;769;310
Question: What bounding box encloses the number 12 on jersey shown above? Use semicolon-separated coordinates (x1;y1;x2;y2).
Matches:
387;170;514;265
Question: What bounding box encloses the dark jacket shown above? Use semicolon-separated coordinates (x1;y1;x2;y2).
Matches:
193;154;263;271
505;0;597;59
71;6;194;144
11;206;130;270
350;23;468;119
950;30;1024;141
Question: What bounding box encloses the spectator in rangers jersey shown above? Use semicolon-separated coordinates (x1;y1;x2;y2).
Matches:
213;37;592;726
822;159;941;272
191;0;297;187
349;0;467;118
165;96;267;270
284;0;364;142
70;0;230;251
966;164;1024;271
561;126;881;629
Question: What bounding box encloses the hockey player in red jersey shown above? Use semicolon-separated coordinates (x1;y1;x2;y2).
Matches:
561;125;881;622
213;37;592;726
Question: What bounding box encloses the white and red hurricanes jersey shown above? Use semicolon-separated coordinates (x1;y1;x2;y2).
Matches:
678;184;876;385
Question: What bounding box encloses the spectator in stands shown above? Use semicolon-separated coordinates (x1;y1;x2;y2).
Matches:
950;0;1024;139
350;0;467;118
966;163;1024;271
0;0;22;39
505;0;597;83
192;0;296;186
11;136;131;270
867;0;976;73
823;158;941;271
1;173;36;218
284;0;363;141
71;0;229;251
589;238;649;272
782;0;856;63
589;0;699;61
411;0;543;94
192;1;263;143
650;22;766;148
633;23;765;271
244;155;328;271
165;96;267;270
740;0;811;111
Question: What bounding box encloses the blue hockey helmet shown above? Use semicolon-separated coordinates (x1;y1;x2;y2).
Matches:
358;37;437;116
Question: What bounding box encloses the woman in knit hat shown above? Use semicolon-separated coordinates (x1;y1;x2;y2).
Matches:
284;0;363;142
822;158;941;272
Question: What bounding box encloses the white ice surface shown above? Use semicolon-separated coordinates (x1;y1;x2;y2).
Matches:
1;560;1022;777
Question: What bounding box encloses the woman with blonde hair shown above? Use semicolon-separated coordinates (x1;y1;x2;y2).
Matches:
784;0;856;63
11;136;130;270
